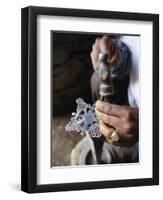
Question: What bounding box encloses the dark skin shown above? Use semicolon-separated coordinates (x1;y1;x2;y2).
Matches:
91;36;139;147
95;100;139;147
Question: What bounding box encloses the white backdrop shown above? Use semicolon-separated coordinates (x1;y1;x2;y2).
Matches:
0;0;162;199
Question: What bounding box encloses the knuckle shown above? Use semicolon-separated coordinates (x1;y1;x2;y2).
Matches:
100;103;105;111
95;39;100;46
105;128;112;137
104;115;110;124
125;109;132;120
122;105;128;111
100;37;105;44
101;102;110;114
101;35;108;42
101;115;108;124
103;105;109;114
108;104;113;113
99;103;107;113
124;123;133;134
96;38;100;43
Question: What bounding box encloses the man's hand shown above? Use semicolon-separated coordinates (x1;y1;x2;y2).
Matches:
95;100;139;147
90;35;120;71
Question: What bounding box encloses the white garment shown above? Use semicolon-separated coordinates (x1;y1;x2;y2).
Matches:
120;36;140;108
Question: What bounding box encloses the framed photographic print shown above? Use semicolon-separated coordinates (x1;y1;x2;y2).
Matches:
21;6;159;193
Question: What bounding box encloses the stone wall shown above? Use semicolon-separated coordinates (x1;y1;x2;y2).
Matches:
52;32;96;115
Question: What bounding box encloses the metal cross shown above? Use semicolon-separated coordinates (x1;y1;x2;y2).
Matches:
65;98;101;138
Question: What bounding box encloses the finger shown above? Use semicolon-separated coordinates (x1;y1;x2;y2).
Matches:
99;122;135;147
100;35;112;53
102;131;125;147
90;51;96;66
90;51;100;69
91;39;101;67
92;44;100;59
94;38;101;50
99;121;116;144
100;36;120;66
92;39;100;54
99;120;136;147
92;48;100;62
96;109;121;129
103;131;133;147
95;100;125;118
105;137;114;145
99;120;114;139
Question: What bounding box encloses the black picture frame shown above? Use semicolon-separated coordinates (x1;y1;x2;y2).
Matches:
21;6;159;193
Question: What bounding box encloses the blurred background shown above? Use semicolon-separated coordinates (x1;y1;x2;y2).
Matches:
52;32;97;166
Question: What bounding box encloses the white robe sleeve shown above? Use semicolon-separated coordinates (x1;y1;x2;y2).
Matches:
120;36;140;108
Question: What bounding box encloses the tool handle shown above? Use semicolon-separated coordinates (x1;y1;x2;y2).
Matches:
98;53;114;101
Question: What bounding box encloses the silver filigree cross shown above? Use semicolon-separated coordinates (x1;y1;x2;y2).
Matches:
65;98;101;138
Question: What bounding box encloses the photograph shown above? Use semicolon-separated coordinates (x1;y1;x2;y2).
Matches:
21;6;159;193
52;31;140;167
